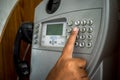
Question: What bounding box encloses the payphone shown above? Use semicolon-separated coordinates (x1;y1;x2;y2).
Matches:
30;0;118;80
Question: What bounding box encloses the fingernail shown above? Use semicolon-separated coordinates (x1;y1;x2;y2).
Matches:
73;27;79;32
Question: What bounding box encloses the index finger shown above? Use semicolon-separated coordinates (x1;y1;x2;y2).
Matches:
62;27;79;58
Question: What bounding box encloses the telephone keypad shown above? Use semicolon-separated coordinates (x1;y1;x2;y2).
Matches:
67;19;94;49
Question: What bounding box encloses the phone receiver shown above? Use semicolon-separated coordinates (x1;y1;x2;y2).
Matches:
13;22;33;77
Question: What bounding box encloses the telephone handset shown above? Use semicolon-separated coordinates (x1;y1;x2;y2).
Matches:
13;22;33;78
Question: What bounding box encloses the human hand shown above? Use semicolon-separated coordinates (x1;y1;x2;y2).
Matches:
46;27;89;80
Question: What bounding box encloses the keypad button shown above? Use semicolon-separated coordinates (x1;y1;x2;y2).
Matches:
67;20;73;26
51;40;55;45
81;20;87;26
87;34;92;40
87;20;93;26
34;40;38;44
34;29;39;34
34;35;38;39
79;42;85;48
55;41;57;44
80;27;86;33
67;28;72;33
35;24;39;29
86;42;92;48
79;35;86;40
75;20;80;26
51;41;57;45
75;42;79;46
49;41;52;44
87;27;93;33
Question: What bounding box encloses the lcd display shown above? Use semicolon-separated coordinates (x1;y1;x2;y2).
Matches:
46;24;63;35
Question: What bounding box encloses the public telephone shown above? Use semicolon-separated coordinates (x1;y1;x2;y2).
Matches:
29;0;119;80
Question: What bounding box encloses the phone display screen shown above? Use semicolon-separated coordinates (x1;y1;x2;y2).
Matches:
46;24;63;35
